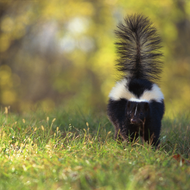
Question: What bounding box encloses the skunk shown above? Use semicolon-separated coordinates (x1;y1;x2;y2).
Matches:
107;14;165;147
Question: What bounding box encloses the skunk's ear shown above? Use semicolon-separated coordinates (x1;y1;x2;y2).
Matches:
144;102;149;111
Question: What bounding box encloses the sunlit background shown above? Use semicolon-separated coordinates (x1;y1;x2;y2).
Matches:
0;0;190;116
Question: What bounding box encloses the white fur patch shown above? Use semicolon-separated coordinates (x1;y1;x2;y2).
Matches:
109;79;135;100
129;98;149;102
141;84;164;103
109;78;164;103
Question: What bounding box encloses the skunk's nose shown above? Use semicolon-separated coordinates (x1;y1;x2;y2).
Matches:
131;118;138;124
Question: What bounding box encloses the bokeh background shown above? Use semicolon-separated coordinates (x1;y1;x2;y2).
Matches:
0;0;190;115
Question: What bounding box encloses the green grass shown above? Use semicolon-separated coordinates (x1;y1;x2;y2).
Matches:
0;108;189;190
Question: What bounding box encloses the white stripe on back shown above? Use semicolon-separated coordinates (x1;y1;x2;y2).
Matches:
109;78;164;103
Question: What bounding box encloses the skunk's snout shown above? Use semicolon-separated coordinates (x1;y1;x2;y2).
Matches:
130;117;138;124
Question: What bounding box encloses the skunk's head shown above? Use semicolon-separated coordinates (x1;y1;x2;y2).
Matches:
126;101;149;125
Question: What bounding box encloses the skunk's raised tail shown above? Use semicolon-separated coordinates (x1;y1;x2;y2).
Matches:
115;14;163;82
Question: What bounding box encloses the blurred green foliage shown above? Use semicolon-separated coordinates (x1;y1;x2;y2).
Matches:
0;0;190;115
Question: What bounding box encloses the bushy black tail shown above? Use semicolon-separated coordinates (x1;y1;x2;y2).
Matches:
115;14;163;82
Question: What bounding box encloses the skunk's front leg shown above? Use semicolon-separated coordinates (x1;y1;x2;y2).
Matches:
114;122;128;141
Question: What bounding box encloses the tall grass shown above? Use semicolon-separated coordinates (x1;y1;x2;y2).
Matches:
0;107;189;190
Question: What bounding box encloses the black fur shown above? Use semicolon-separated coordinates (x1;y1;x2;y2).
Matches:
107;14;165;147
107;99;164;146
128;78;152;98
